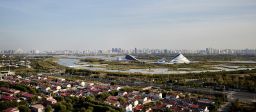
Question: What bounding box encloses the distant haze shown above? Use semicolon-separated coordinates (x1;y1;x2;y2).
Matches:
0;0;256;50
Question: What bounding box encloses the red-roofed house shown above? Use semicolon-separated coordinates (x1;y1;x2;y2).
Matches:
106;96;119;106
133;104;143;112
3;107;19;112
1;95;15;101
21;92;33;99
189;104;199;109
0;87;10;92
152;103;166;110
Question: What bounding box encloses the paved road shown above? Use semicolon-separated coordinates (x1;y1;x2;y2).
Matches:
218;102;231;112
226;91;256;103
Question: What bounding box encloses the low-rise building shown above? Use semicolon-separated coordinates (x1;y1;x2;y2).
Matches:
31;104;44;112
45;96;57;105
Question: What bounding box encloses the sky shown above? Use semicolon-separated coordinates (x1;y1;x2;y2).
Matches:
0;0;256;51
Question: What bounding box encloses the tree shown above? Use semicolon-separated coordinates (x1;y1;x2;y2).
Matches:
234;99;241;109
85;96;95;101
63;102;73;111
54;96;64;102
45;105;53;112
0;101;18;110
118;97;126;104
110;82;115;86
54;103;67;112
29;96;38;104
109;90;118;96
0;81;10;87
80;107;86;112
18;105;30;112
96;92;110;101
86;106;94;112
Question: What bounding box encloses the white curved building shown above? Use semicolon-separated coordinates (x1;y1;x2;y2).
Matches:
170;54;190;64
155;58;166;64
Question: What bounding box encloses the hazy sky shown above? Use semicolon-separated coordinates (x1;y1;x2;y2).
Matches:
0;0;256;50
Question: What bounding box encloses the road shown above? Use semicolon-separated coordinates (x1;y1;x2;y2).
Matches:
226;91;256;103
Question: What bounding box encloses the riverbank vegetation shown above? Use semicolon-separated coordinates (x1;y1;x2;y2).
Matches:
80;58;221;71
30;58;66;73
230;99;256;112
0;56;65;75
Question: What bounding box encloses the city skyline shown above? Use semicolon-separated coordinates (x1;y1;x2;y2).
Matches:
1;48;256;56
1;0;256;50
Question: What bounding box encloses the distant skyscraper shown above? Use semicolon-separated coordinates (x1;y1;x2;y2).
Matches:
164;49;168;54
31;49;40;54
15;48;24;54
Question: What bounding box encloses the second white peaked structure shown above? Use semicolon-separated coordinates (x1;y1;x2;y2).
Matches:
170;54;190;64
